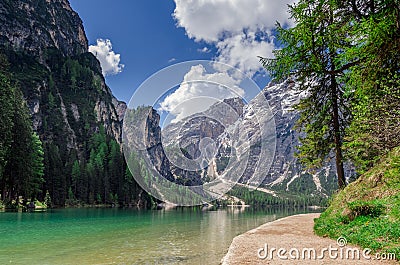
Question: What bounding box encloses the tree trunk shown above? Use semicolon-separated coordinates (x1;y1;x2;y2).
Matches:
331;75;346;189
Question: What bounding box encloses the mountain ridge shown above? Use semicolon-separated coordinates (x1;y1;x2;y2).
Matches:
129;79;345;201
0;0;150;207
0;0;88;58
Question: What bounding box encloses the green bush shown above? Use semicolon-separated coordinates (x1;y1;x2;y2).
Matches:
347;200;385;219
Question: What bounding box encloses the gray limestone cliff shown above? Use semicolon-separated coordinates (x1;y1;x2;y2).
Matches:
0;0;88;58
0;0;126;148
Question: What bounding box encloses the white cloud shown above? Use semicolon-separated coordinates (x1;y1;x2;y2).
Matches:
216;32;276;76
168;58;177;63
173;0;296;75
159;64;244;122
89;39;124;76
160;1;295;123
198;47;211;53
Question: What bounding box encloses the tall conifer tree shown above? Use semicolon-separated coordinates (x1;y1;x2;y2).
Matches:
261;0;358;189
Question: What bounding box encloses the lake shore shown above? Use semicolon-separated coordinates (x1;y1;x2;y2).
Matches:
222;213;397;264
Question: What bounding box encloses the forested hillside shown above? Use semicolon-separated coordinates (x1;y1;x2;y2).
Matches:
0;0;151;208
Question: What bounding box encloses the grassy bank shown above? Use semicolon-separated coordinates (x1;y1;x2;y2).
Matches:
314;147;400;259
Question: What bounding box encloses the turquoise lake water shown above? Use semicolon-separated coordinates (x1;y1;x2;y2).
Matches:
0;207;316;264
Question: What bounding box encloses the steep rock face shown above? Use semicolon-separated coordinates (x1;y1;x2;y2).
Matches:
0;0;125;146
123;98;246;187
123;107;174;182
162;98;245;185
145;109;174;182
261;79;305;184
112;97;127;122
0;0;87;58
163;98;244;158
153;79;347;197
0;0;143;206
216;79;339;196
237;79;353;196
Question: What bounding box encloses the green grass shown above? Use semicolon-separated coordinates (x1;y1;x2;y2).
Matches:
314;147;400;260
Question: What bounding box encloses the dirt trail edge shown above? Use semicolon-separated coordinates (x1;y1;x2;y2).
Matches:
221;213;397;264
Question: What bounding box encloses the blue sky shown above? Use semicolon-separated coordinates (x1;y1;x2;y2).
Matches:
70;0;214;102
69;0;295;119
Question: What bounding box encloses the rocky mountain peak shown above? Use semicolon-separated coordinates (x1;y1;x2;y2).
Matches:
0;0;125;147
136;78;344;197
0;0;88;57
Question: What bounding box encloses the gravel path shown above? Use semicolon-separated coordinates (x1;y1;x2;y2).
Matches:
222;213;397;264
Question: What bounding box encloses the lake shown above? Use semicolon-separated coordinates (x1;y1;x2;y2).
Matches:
0;207;317;264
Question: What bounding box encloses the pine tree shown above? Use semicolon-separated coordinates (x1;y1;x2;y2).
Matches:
108;140;123;201
0;56;14;199
45;143;66;206
0;65;44;202
260;0;358;189
28;132;45;199
342;0;400;172
5;87;35;200
71;160;80;196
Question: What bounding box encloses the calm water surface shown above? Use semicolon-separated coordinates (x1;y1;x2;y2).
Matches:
0;207;316;264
